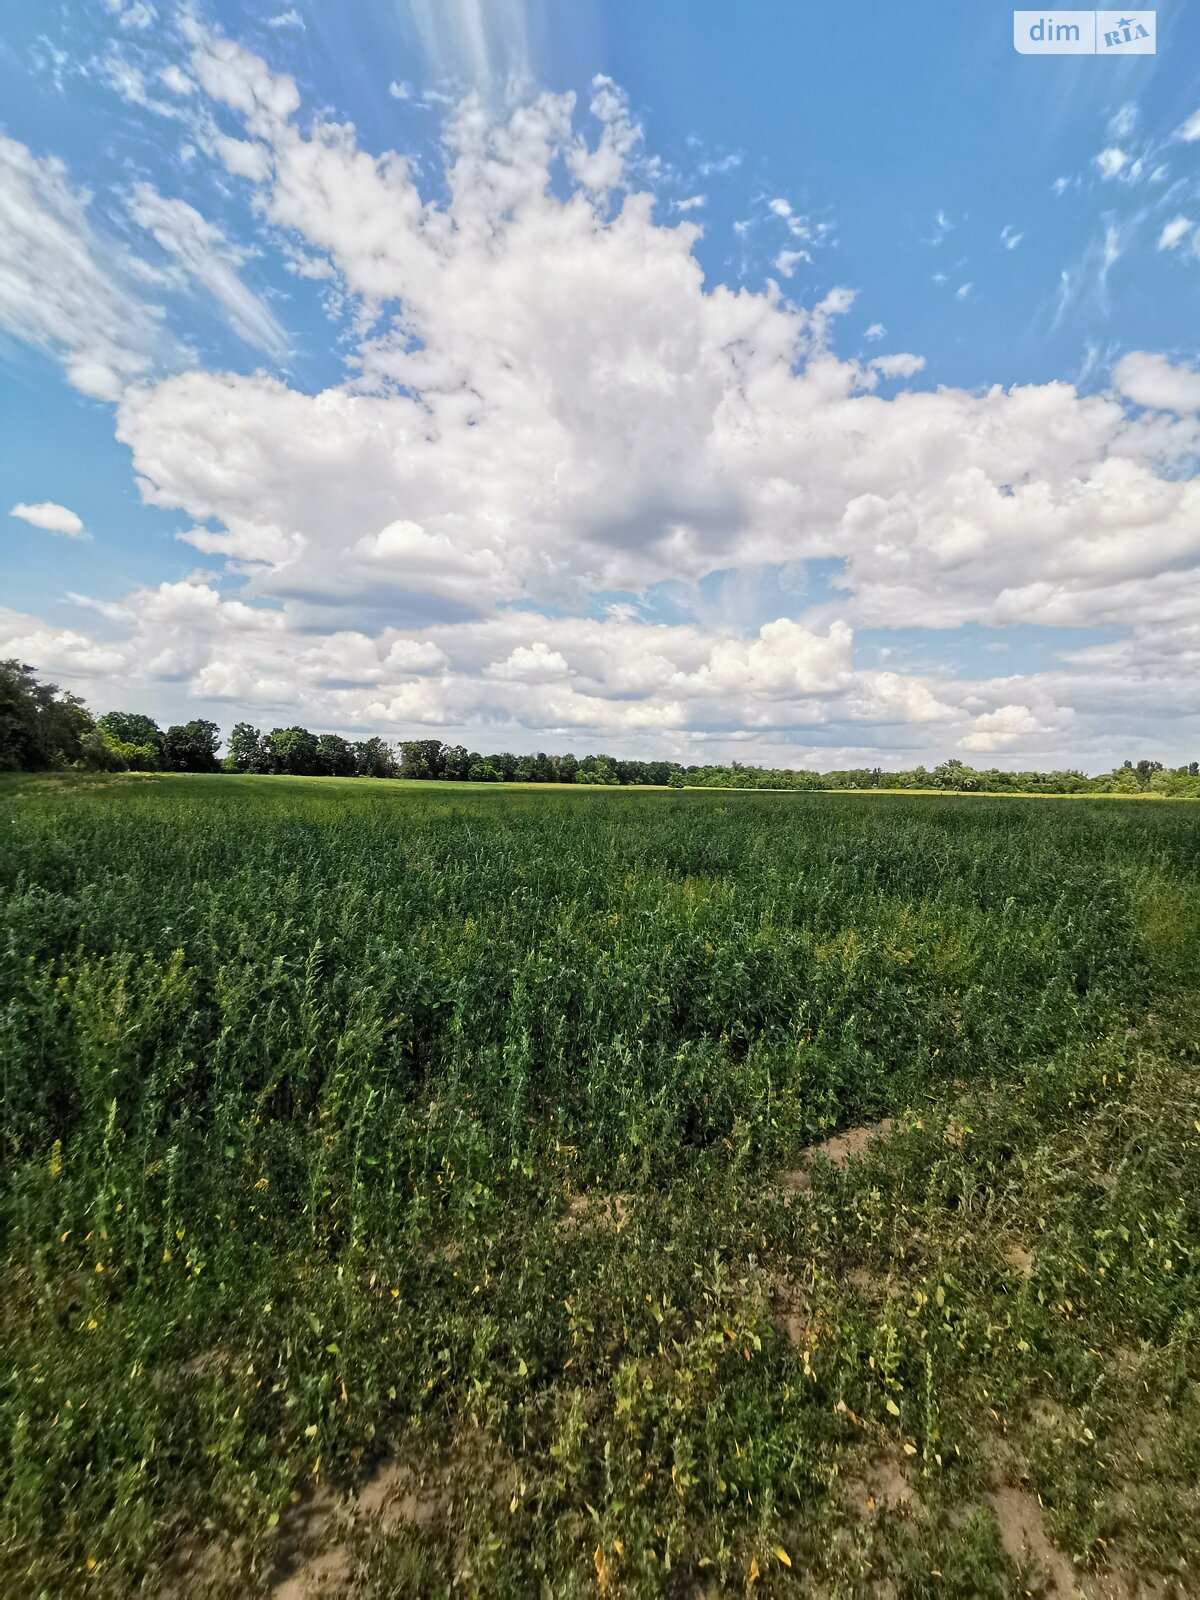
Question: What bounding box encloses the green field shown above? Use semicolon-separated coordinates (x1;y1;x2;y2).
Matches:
2;775;1198;1597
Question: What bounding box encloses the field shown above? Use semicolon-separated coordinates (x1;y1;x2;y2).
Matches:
2;774;1199;1598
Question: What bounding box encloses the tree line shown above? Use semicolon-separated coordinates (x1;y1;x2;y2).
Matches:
3;658;1198;795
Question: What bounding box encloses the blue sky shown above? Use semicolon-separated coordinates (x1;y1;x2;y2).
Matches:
2;0;1199;768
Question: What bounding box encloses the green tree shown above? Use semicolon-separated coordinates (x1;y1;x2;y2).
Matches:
0;661;94;770
354;737;396;779
98;712;164;757
264;727;319;776
441;744;471;781
399;740;444;780
933;759;978;792
578;754;618;785
77;726;127;771
48;692;93;766
163;720;221;773
226;722;265;774
316;733;356;777
85;724;160;771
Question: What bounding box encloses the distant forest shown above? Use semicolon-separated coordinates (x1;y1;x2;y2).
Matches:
4;658;1198;796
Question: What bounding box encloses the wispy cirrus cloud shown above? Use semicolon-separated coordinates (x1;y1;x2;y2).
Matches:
126;183;289;357
1157;214;1192;250
0;135;165;399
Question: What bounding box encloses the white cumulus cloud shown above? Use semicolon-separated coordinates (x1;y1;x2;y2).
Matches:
959;703;1055;752
1113;352;1200;414
10;501;85;536
2;19;1199;770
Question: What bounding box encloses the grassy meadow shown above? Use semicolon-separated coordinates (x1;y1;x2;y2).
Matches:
1;774;1198;1597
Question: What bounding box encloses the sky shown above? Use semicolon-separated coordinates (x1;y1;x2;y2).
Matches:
1;0;1199;771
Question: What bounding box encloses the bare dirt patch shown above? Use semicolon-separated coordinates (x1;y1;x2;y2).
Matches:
181;1344;234;1380
986;1480;1078;1595
159;1530;249;1597
769;1279;816;1350
269;1433;516;1599
272;1542;351;1600
356;1458;452;1533
839;1444;923;1519
1004;1242;1035;1277
558;1190;633;1234
770;1261;901;1348
270;1485;347;1600
1030;1397;1068;1434
1084;1561;1180;1600
779;1118;895;1194
845;1263;905;1301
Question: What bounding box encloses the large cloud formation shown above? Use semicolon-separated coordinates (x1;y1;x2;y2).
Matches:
3;18;1200;766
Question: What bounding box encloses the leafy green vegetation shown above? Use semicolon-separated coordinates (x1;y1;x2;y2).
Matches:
1;774;1197;1596
6;660;1199;796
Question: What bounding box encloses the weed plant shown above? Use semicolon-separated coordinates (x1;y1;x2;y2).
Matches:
1;776;1197;1595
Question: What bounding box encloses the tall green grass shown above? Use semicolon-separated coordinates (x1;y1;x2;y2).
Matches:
1;776;1197;1596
